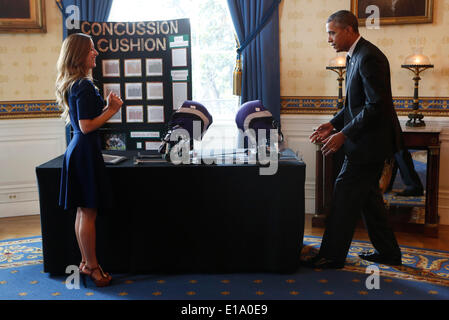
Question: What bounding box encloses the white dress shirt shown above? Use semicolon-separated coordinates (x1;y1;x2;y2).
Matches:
347;35;362;58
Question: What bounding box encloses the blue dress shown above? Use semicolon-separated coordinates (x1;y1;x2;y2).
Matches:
59;79;112;211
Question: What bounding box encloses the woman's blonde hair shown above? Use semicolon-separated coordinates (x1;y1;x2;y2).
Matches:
55;33;94;123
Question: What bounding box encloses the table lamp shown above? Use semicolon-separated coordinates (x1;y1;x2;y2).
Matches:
326;55;347;110
401;49;434;127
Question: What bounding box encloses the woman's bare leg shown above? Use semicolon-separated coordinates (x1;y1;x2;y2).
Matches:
78;207;110;281
75;208;86;269
78;207;98;268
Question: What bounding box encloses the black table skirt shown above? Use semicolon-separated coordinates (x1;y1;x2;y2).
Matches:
36;150;306;275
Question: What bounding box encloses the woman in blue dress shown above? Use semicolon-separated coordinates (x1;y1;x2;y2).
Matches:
55;33;123;287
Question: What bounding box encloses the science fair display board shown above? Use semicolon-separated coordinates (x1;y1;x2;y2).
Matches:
69;19;192;151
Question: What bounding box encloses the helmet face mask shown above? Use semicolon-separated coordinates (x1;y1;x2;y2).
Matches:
235;100;278;150
158;101;213;158
158;99;281;163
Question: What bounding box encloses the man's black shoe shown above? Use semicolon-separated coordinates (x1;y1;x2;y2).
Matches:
358;251;402;266
301;256;345;269
395;188;423;197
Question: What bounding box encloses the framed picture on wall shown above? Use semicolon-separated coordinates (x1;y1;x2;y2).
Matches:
0;0;46;33
351;0;434;26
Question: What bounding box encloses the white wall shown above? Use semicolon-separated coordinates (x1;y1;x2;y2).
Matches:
281;114;449;225
0;118;66;218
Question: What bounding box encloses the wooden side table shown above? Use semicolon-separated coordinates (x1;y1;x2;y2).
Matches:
312;143;339;228
312;125;441;237
402;126;441;237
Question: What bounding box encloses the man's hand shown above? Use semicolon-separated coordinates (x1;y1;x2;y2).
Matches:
321;132;346;156
310;122;334;144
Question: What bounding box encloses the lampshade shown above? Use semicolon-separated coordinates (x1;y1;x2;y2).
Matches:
403;48;432;66
328;55;346;67
401;48;434;128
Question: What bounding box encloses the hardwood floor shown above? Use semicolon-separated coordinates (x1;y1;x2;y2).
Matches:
304;214;449;251
0;215;42;240
1;214;449;251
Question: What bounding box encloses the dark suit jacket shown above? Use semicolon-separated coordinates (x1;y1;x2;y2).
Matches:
330;37;403;163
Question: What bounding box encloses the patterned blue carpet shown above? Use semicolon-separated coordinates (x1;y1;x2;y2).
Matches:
1;236;448;300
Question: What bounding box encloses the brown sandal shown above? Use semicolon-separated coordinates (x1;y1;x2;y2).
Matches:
79;261;86;273
81;265;111;287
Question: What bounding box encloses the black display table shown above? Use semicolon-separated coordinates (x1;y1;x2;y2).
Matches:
36;149;305;275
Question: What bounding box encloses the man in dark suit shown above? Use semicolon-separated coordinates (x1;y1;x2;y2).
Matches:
307;10;402;269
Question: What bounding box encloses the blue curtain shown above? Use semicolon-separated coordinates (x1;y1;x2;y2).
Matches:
56;0;114;146
227;0;281;122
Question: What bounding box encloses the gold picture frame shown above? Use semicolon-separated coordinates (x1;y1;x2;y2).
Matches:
0;0;46;33
351;0;433;26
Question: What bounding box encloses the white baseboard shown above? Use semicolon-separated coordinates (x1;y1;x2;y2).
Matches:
0;201;40;218
0;118;65;218
439;190;449;225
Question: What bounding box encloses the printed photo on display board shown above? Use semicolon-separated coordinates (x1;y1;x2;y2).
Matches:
125;83;143;100
171;69;188;82
147;106;165;123
146;58;163;76
172;48;187;67
102;59;120;77
103;133;127;150
124;59;142;77
147;82;164;100
107;109;122;123
145;141;162;151
126;105;144;123
172;82;188;110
